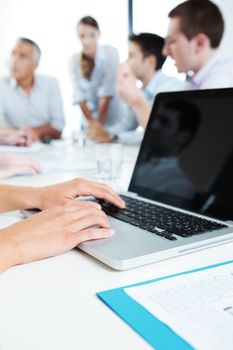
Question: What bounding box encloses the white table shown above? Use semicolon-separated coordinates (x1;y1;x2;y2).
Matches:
1;141;233;350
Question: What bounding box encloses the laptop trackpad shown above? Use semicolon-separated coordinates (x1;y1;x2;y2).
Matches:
79;217;176;260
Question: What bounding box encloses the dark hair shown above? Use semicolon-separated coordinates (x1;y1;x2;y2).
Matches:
17;37;41;63
78;16;99;31
169;0;224;48
129;32;166;70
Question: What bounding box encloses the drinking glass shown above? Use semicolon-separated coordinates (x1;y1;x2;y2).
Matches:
95;143;123;182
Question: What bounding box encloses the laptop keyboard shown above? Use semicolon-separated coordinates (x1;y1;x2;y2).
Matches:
98;195;227;241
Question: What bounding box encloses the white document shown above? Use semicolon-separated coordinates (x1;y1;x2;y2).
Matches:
40;159;96;174
0;216;21;229
0;142;45;153
125;263;233;350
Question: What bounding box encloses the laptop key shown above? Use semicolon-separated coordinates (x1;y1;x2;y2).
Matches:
153;230;177;241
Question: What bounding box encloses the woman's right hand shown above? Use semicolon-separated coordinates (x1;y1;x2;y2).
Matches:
86;120;113;143
0;200;114;272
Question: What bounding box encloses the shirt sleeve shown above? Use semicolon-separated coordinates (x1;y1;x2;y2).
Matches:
201;67;233;89
0;98;6;127
97;46;119;98
48;78;65;131
158;78;185;93
68;55;86;104
145;77;184;102
0;84;8;127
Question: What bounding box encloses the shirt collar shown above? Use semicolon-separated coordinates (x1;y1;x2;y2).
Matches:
9;74;38;90
187;50;221;89
9;77;18;89
143;70;163;98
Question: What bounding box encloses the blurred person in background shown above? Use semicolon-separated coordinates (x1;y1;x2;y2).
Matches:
87;33;183;143
69;16;125;136
0;38;65;142
163;0;233;90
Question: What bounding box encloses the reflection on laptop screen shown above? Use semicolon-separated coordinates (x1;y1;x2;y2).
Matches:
129;88;233;221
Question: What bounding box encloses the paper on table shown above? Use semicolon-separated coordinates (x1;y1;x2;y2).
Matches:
0;216;21;229
0;143;45;153
125;263;233;350
40;158;96;174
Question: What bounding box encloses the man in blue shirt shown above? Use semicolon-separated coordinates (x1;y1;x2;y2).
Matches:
87;33;183;142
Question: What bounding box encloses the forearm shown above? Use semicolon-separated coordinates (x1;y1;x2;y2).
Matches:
0;239;12;273
0;185;40;212
31;123;62;140
131;92;152;129
79;101;94;121
0;231;16;273
98;97;111;124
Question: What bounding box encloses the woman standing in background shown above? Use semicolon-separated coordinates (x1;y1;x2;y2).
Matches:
69;16;123;134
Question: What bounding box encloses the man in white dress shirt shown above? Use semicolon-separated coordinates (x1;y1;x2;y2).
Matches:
163;0;233;90
0;38;65;141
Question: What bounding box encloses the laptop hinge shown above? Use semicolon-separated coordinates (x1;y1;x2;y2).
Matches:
226;220;233;225
125;191;138;197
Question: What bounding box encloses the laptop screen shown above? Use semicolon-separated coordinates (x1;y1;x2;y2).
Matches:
129;88;233;221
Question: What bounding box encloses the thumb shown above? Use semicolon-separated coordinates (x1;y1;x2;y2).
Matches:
73;227;115;245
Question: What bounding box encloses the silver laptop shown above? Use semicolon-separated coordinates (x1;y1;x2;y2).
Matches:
79;88;233;270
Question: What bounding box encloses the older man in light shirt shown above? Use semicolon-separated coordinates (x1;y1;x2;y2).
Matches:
0;38;65;141
163;0;233;90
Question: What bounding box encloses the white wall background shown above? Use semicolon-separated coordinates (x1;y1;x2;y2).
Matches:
0;0;232;134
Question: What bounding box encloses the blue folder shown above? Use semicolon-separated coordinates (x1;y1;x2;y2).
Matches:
97;259;233;350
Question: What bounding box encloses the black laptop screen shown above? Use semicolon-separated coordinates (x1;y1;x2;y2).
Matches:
129;88;233;221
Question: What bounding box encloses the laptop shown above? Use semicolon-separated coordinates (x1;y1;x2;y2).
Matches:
79;88;233;270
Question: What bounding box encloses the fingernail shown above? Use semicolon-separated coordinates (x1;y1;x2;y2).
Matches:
109;229;115;236
94;203;101;209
